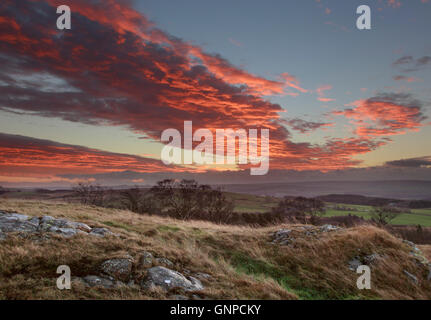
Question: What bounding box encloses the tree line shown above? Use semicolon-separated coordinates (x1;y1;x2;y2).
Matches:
72;180;402;226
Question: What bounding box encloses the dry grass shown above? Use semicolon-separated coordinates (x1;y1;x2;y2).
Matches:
1;198;430;300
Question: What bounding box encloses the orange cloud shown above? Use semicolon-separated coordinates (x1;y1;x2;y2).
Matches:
333;94;427;137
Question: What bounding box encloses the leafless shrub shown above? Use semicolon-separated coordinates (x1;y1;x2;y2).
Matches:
72;182;106;206
370;206;400;226
148;179;234;223
271;196;325;223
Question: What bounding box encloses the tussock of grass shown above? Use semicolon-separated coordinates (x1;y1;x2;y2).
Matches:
1;199;431;300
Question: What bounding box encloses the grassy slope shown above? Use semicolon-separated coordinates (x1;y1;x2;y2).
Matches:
1;199;431;300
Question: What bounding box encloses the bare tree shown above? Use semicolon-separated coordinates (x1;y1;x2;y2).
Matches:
370;206;400;226
148;179;234;222
120;187;157;214
200;187;234;223
72;182;105;206
272;196;325;223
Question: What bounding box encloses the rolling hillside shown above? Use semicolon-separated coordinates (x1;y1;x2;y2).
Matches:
1;199;431;300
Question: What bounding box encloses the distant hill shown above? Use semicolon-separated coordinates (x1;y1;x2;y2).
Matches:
220;180;431;200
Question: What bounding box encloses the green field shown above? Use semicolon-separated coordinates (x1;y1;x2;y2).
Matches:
324;206;431;226
227;193;431;226
226;192;278;213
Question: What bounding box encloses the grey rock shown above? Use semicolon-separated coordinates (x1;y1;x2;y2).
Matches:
0;231;5;241
0;211;113;239
320;224;339;232
194;272;212;280
1;213;30;221
49;226;80;238
40;215;55;224
348;257;362;271
63;221;92;233
0;219;39;233
169;295;189;300
100;258;133;281
155;257;174;267
363;253;380;265
89;227;114;237
28;217;40;227
272;229;292;244
143;266;204;292
80;275;124;288
139;251;154;267
403;270;418;284
274;229;291;239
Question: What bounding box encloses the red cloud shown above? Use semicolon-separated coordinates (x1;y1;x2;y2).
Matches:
0;133;189;179
316;85;335;102
333;94;427;137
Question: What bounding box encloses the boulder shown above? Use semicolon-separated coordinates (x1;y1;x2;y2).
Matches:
89;227;114;237
0;211;114;239
272;229;292;245
100;258;133;281
63;221;92;233
320;224;339;232
363;253;380;265
142;266;204;292
348;257;362;271
0;213;39;233
194;272;212;280
48;226;80;238
155;257;174;267
139;251;154;267
78;275;124;289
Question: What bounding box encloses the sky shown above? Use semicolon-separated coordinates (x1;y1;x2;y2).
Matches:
0;0;430;187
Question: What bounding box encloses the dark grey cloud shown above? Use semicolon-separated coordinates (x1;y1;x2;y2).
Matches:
392;55;431;72
286;118;332;133
386;156;431;168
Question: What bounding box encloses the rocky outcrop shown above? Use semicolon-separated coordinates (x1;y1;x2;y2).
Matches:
0;211;116;239
138;251;174;268
348;254;381;271
142;266;204;292
75;275;126;289
272;224;341;246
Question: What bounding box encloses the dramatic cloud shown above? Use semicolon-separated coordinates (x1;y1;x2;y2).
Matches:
0;0;428;186
0;133;185;179
333;93;427;137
